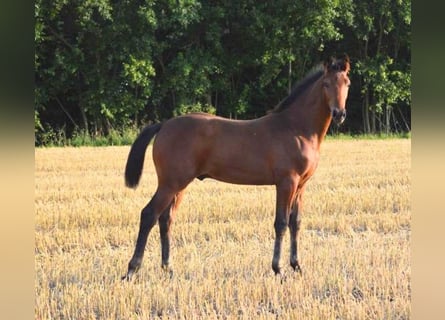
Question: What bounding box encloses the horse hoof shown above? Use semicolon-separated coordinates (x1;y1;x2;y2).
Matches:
122;269;135;281
272;268;287;284
272;264;281;276
292;263;302;275
272;270;288;284
121;274;131;281
162;265;174;279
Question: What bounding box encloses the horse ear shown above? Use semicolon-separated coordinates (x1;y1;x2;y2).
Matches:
323;56;335;73
324;55;350;73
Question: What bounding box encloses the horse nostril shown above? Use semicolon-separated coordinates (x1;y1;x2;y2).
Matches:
332;109;345;119
332;109;340;118
332;109;346;124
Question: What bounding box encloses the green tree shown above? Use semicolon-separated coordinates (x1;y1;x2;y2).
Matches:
35;0;158;141
348;0;411;133
35;0;411;145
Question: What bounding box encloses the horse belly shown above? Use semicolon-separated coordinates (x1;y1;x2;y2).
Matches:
154;114;275;186
204;145;274;185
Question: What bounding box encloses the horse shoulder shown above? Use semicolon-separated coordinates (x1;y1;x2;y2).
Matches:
294;136;320;177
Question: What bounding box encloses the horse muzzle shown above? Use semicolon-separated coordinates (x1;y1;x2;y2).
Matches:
332;109;346;125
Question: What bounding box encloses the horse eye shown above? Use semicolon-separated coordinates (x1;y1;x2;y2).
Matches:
322;82;329;88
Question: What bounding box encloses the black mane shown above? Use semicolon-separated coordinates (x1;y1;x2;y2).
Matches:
270;66;324;113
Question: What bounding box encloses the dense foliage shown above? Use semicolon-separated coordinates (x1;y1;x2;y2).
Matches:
35;0;411;145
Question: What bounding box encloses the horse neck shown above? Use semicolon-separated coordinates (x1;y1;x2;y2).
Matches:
280;79;332;148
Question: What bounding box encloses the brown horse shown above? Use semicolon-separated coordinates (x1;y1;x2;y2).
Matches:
122;55;351;280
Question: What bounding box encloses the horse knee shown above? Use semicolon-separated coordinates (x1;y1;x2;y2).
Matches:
289;210;302;231
296;216;302;231
274;219;288;237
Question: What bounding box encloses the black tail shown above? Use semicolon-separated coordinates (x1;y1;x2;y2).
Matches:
125;123;163;188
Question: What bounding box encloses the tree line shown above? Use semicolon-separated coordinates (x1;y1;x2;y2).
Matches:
35;0;411;145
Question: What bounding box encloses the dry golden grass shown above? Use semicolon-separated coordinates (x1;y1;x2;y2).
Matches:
35;139;410;319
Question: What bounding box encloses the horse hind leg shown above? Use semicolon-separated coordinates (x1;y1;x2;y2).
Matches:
123;187;176;281
158;191;184;277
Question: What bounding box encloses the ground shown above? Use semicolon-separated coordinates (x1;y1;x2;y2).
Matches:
35;139;410;319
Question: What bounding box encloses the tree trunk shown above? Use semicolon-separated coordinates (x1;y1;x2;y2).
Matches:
371;108;376;134
214;90;218;113
77;72;88;133
288;59;292;94
385;104;391;134
397;105;411;132
362;92;370;134
361;38;371;134
206;92;212;107
79;105;89;133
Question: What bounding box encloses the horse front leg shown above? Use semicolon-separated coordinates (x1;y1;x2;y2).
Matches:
272;177;298;275
289;187;304;274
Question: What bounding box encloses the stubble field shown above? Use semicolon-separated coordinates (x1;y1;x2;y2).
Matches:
35;139;410;319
